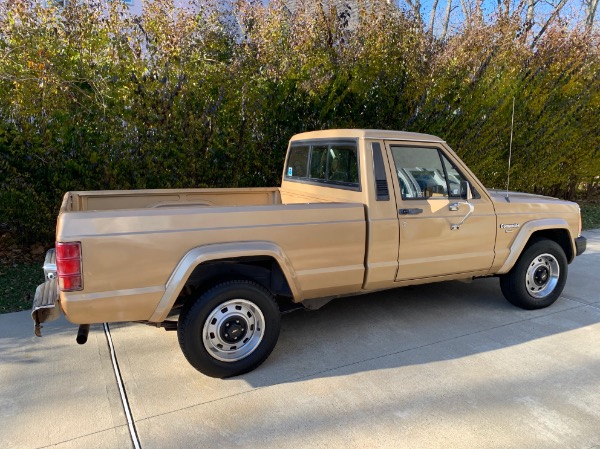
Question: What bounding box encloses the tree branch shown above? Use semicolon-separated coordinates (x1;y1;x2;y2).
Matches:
531;0;569;49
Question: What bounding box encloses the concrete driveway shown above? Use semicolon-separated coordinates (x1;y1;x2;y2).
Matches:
1;230;599;449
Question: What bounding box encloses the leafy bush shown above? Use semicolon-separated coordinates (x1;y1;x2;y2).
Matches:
0;0;598;245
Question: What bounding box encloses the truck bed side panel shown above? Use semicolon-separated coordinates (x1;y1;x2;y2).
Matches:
57;203;366;324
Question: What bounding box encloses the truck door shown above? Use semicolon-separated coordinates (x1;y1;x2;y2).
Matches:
385;142;496;281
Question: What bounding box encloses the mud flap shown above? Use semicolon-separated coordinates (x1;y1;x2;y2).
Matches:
32;280;61;337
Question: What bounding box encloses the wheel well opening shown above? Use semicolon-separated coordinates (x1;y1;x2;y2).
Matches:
527;229;573;262
171;256;294;315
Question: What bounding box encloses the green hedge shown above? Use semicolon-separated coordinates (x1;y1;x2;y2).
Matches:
1;0;598;244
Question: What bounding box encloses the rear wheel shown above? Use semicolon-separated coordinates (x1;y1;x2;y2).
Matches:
500;239;568;310
177;280;281;378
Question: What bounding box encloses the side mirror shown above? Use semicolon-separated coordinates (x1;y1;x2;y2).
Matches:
461;180;473;201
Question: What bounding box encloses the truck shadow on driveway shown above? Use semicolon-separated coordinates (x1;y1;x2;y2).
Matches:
238;277;600;388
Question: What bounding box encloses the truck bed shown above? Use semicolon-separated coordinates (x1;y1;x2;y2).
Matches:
56;190;367;324
61;187;283;212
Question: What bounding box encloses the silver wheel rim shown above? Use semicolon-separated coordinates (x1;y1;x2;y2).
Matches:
525;253;560;299
202;299;265;362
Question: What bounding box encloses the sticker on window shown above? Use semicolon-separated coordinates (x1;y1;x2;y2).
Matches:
288;167;293;176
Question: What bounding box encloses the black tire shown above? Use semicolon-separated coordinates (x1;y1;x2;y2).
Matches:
177;280;281;378
499;238;568;310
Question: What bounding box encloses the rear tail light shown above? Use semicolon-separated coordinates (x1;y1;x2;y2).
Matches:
56;242;83;291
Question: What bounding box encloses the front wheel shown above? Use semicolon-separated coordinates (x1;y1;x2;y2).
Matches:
500;239;568;310
177;280;281;378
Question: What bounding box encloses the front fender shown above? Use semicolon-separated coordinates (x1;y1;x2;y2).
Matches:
149;241;300;322
496;218;574;275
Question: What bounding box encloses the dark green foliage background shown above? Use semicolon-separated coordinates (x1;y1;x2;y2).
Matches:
1;0;598;245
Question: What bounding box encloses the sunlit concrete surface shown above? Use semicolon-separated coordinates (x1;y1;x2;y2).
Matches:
0;318;130;449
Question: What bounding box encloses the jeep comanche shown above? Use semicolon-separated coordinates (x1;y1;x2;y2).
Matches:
32;129;587;377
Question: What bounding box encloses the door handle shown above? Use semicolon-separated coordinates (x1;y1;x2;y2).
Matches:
450;202;475;230
399;208;423;215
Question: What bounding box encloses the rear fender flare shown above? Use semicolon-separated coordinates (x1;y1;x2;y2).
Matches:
149;242;301;322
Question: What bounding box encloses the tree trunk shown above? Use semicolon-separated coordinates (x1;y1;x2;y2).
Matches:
459;0;471;24
526;0;535;24
429;0;440;36
585;0;599;31
440;0;453;40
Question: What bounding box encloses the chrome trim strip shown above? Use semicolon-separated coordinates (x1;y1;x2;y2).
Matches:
68;285;165;301
296;264;364;276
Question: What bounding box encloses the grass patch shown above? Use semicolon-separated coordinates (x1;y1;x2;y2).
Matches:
0;262;43;314
581;201;600;231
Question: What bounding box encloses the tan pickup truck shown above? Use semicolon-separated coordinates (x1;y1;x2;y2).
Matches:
33;129;587;377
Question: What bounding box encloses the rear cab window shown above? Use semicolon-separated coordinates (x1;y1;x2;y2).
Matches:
285;140;360;191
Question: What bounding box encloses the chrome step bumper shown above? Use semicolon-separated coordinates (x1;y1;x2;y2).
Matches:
43;248;57;280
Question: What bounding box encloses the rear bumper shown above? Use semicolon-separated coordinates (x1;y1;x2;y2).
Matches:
575;236;587;257
43;248;57;280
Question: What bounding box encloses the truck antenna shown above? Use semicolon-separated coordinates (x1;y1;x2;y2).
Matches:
505;97;515;203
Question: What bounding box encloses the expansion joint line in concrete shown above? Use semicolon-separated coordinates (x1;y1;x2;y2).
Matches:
562;295;600;311
103;323;142;449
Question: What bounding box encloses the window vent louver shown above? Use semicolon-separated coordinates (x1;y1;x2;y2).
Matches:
372;143;390;201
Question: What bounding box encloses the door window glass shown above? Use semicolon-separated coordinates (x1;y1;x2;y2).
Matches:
390;146;468;200
442;157;467;198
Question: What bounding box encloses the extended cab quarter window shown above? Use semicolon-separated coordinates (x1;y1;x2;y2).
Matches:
390;146;468;200
285;141;360;190
287;145;309;178
310;145;328;179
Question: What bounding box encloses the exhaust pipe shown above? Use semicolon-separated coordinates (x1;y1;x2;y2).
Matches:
76;324;90;344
